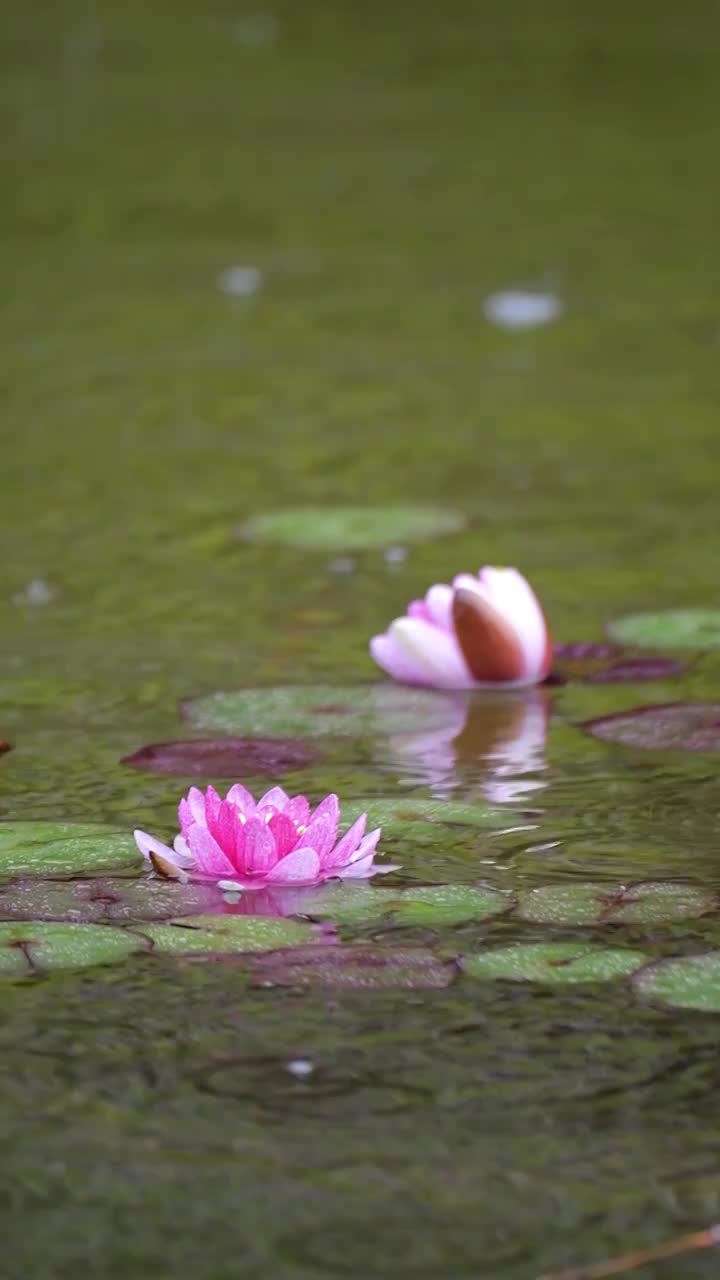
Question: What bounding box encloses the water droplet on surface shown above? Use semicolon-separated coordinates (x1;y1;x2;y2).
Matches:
383;545;407;564
218;265;262;297
483;290;562;330
286;1059;314;1078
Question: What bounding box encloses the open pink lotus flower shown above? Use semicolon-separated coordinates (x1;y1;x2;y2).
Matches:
370;566;552;690
134;784;398;889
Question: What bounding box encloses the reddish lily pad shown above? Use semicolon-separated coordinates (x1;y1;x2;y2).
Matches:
0;822;141;878
0;876;225;923
462;942;648;984
632;951;720;1011
0;921;146;977
581;702;720;752
516;881;715;926
552;644;684;684
0;740;11;757
585;657;685;683
607;609;720;650
136;913;318;955
121;736;319;776
250;944;457;989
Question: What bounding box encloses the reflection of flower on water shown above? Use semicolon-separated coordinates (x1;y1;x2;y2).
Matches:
370;686;550;803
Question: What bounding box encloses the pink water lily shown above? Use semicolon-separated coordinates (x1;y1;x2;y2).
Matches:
370;566;552;690
134;784;397;889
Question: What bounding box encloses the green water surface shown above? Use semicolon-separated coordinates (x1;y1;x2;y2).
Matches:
3;1;720;1276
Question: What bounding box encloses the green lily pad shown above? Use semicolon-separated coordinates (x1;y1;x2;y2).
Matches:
250;944;457;989
516;881;715;926
607;609;720;650
278;881;386;925
0;876;224;923
632;951;720;1011
0;921;146;977
237;505;465;550
182;683;471;741
0;822;142;879
343;799;508;842
462;942;648;984
390;884;512;926
137;913;318;955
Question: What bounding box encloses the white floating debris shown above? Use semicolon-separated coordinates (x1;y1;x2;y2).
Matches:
286;1059;314;1079
483;290;562;330
12;578;55;607
383;546;407;564
218;265;262;297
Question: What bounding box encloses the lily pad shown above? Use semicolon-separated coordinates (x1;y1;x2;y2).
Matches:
585;658;685;683
632;951;720;1011
0;921;146;977
462;942;648;984
275;881;387;925
552;644;684;684
136;913;318;955
0;876;225;923
389;884;512;926
121;736;319;776
0;822;142;879
516;881;715;926
250;944;457;989
581;703;720;752
607;609;720;650
182;683;470;741
343;798;508;843
237;506;465;550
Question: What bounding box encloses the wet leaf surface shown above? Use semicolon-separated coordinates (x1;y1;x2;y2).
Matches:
343;798;508;842
552;644;684;684
516;881;716;926
632;951;720;1011
121;736;319;776
462;942;649;984
388;883;512;926
136;913;319;955
250;944;457;989
0;921;146;977
607;609;720;650
581;702;720;751
236;505;465;550
0;822;142;878
0;875;225;923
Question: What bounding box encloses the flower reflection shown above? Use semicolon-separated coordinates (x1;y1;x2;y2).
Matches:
372;686;551;802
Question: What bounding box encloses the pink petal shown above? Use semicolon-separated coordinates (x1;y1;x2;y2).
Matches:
284;795;311;829
240;816;278;875
301;795;340;859
257;786;289;811
348;827;381;864
178;798;195;840
373;618;474;690
266;846;322;884
407;599;432;621
209;799;240;859
331;853;378;879
423;584;453;631
134;829;185;866
370;631;430;686
186;823;236;877
226;783;255;816
186;786;208;825
321;812;366;869
269;811;300;859
172;835;196;868
203;785;223;831
452;588;526;684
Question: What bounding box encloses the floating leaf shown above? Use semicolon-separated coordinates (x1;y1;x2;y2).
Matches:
182;683;470;741
250;944;457;989
554;643;620;661
581;703;720;752
462;942;648;984
137;913;318;955
121;736;319;776
0;876;225;923
607;609;720;650
275;881;387;925
237;505;465;550
516;881;715;927
389;884;512;926
632;951;720;1011
0;822;141;879
343;798;508;843
0;921;145;977
552;644;684;684
585;658;685;683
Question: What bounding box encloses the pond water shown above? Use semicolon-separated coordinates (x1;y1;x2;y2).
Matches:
4;1;720;1276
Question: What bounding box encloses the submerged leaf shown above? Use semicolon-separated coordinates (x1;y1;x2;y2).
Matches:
462;942;648;984
607;609;720;650
121;736;319;776
632;951;720;1011
516;881;715;926
251;944;457;989
0;921;146;977
0;822;141;878
581;702;720;752
137;913;318;955
237;505;465;550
